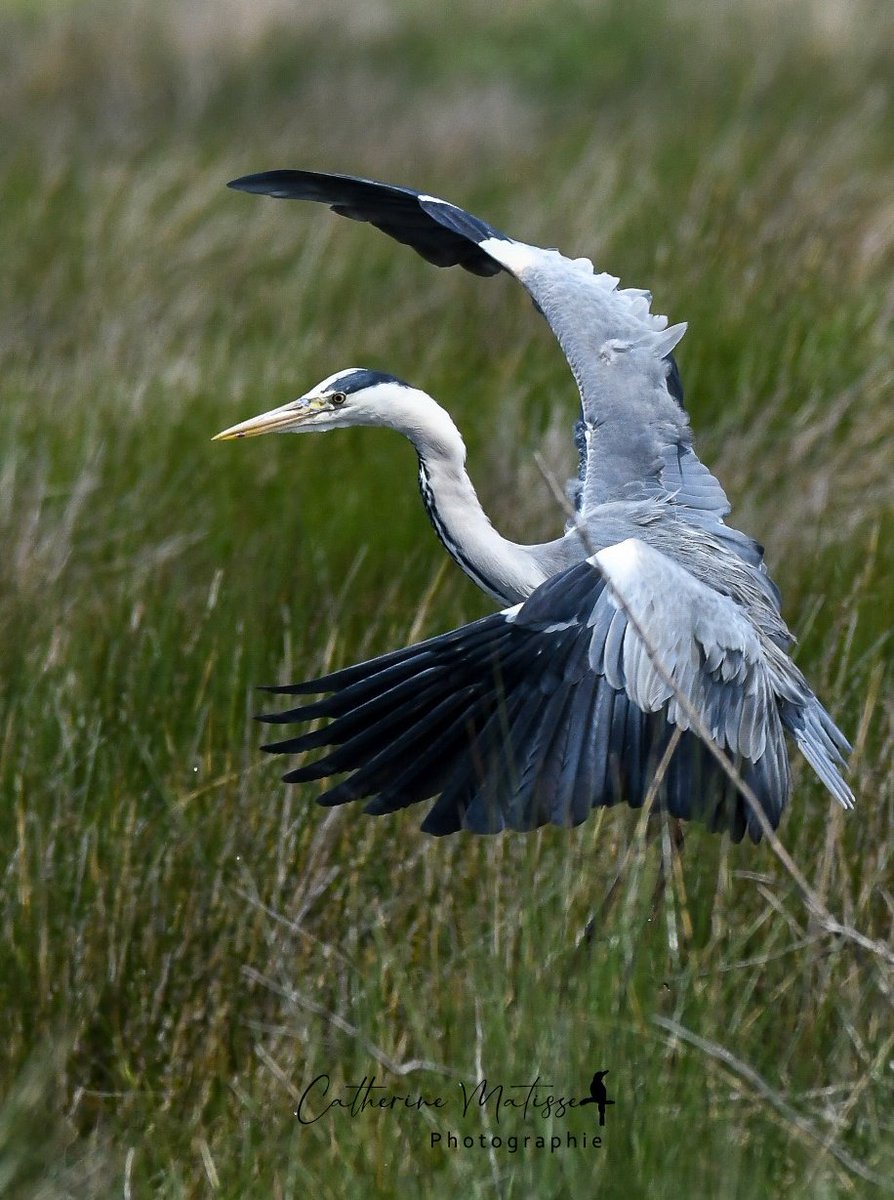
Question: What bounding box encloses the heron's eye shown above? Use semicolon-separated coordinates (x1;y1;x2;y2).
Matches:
331;392;347;407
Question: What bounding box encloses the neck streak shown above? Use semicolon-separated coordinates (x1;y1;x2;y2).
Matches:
402;394;548;604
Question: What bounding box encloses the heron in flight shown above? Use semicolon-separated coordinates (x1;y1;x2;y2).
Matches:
214;169;853;842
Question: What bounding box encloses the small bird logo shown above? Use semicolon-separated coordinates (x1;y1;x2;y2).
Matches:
579;1070;615;1126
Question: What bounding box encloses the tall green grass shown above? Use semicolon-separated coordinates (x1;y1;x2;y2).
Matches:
1;0;893;1195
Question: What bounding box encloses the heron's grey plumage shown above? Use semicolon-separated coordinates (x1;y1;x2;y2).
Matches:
260;553;800;841
221;169;854;842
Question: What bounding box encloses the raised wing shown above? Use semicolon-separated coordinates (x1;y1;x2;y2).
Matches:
228;169;506;276
228;170;735;530
258;541;852;844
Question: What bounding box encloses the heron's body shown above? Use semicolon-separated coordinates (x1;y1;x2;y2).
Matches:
215;170;853;842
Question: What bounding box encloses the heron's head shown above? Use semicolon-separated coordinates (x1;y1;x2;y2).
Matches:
213;368;416;440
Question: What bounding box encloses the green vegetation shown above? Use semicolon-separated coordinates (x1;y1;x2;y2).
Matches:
1;0;893;1194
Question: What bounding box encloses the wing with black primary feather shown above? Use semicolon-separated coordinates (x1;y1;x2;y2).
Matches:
260;540;852;842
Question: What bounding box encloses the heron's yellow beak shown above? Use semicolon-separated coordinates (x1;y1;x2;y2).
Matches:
212;399;320;441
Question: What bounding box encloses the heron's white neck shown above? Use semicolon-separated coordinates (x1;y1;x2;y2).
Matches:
378;385;549;605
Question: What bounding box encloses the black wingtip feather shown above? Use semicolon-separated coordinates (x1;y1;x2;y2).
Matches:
228;169;509;277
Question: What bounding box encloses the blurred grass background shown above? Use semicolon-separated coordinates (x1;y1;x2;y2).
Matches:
1;0;893;1195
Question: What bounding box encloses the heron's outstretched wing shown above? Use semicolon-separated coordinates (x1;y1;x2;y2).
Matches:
258;540;852;843
228;170;735;532
228;169;505;276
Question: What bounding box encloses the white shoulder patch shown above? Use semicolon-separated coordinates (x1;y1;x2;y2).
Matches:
478;237;539;274
591;538;646;589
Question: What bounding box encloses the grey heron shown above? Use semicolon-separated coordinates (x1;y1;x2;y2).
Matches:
214;169;853;843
